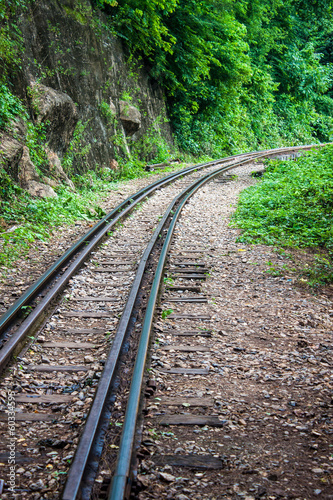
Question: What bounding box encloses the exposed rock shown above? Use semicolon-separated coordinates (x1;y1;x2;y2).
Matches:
9;117;27;142
15;1;173;168
18;146;57;198
18;146;40;186
46;148;75;190
0;133;24;180
31;83;78;154
43;176;58;188
29;479;45;491
110;159;119;170
119;101;141;136
159;472;176;482
109;100;117;116
1;113;75;192
26;180;58;198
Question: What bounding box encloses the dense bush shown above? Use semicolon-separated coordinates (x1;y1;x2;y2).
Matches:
97;0;333;155
232;145;333;250
0;83;26;128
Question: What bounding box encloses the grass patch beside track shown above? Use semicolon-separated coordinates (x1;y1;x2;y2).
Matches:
232;145;333;286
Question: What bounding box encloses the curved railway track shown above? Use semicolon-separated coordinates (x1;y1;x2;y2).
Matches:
0;144;327;500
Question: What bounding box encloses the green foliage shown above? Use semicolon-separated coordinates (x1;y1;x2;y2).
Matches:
0;167;22;200
0;170;118;266
0;1;28;132
3;0;333;161
0;83;27;129
96;0;333;155
120;91;133;102
96;0;177;56
155;0;253;155
302;254;333;286
26;121;49;175
232;145;333;251
99;100;115;121
63;1;93;25
0;0;26;72
131;117;172;163
232;145;333;285
276;43;331;99
161;308;173;319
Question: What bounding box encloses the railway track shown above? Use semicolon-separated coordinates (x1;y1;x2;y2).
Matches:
0;144;330;500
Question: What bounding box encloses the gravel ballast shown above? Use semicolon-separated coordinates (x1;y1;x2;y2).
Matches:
138;162;333;499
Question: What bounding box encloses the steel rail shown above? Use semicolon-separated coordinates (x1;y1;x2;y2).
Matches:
0;158;222;337
54;144;320;499
0;142;317;337
0;149;274;368
61;150;263;500
0;143;321;500
0;162;219;370
61;180;179;500
0;143;315;494
62;149;275;500
107;143;320;499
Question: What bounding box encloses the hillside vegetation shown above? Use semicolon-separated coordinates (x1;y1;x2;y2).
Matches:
1;0;333;158
97;0;333;154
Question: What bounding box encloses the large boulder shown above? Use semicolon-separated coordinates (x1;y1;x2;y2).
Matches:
18;146;40;186
31;83;78;153
0;133;24;180
26;180;58;198
1;122;74;195
18;146;57;198
110;159;118;170
119;100;141;136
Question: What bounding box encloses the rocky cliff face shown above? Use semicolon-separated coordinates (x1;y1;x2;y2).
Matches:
1;0;173;196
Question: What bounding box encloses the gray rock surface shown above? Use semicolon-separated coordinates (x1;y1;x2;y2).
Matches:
119;101;141;136
31;83;78;154
0;133;24;180
16;0;173;169
18;146;58;198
